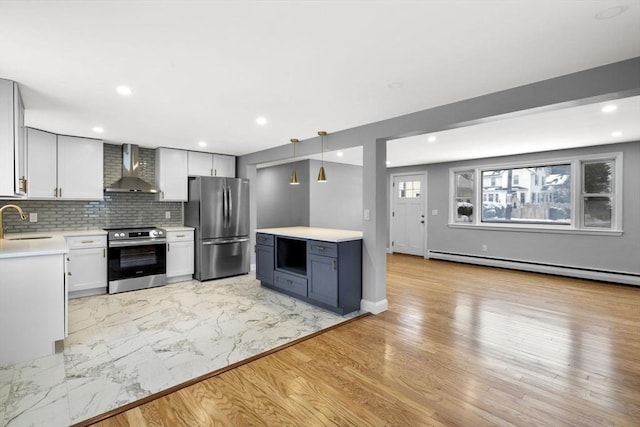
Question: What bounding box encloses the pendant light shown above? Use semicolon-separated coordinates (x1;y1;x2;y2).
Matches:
290;138;300;185
317;131;327;182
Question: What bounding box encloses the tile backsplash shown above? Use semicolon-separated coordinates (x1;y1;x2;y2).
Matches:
0;143;183;233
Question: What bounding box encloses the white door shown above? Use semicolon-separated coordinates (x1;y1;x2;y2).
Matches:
391;174;425;256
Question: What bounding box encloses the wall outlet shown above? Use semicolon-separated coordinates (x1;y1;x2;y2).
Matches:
165;211;171;219
363;209;370;221
29;212;38;222
431;209;438;215
482;244;488;252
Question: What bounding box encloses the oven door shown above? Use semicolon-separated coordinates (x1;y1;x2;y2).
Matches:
108;240;166;282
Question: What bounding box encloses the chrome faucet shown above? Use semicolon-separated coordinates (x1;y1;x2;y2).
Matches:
0;204;28;239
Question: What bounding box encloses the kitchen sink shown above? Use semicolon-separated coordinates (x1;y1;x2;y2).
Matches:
7;236;53;241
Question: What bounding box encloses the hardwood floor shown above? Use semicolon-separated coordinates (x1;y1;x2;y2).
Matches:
88;255;640;426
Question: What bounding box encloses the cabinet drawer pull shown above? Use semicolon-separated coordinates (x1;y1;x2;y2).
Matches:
176;234;185;238
81;240;95;244
103;248;106;258
314;246;325;251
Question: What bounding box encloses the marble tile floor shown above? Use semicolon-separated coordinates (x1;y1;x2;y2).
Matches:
0;274;359;427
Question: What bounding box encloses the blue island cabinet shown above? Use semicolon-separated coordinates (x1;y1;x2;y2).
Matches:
255;231;362;315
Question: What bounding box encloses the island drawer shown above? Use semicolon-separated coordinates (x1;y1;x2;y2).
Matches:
274;271;307;297
256;233;274;247
308;240;338;258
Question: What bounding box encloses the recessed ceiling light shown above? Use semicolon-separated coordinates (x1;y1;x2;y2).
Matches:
387;82;403;89
336;151;344;157
256;116;268;125
611;131;623;137
427;135;437;143
92;126;104;133
198;141;207;147
595;5;629;20
601;104;617;113
116;86;132;96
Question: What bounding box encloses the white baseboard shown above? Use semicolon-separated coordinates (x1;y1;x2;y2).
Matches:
361;298;388;314
250;263;256;272
428;250;639;286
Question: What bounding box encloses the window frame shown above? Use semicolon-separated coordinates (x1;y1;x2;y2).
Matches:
448;152;623;235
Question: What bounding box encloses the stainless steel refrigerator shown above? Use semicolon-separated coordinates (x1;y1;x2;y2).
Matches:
185;176;250;281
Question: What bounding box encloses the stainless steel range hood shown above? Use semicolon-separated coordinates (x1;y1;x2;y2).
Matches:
104;144;159;193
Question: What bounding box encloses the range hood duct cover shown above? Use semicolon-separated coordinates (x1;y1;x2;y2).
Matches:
104;144;159;193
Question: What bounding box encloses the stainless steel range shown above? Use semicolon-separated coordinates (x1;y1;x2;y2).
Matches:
105;226;167;294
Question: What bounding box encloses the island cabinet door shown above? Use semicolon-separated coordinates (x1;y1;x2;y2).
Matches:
307;253;338;307
255;244;274;285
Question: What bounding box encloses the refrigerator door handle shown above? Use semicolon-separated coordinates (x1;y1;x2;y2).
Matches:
227;185;233;227
221;186;227;228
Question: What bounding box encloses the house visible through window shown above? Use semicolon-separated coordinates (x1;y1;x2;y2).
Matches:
449;153;621;231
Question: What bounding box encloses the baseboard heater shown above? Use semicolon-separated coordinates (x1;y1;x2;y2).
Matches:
427;250;640;287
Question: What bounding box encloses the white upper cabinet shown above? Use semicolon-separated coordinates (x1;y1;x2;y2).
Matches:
187;151;236;178
57;135;104;200
188;151;214;176
26;128;57;199
27;130;103;200
156;147;188;201
0;79;27;197
213;154;235;178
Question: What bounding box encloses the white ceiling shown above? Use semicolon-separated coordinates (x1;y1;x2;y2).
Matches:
1;1;639;161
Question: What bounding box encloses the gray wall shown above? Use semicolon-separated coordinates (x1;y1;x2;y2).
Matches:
0;143;183;232
389;141;640;274
309;159;363;231
256;160;310;228
256;159;363;231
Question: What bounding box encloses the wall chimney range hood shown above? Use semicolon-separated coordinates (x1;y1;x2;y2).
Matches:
104;144;159;193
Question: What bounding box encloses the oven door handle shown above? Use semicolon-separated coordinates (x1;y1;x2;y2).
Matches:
108;239;167;247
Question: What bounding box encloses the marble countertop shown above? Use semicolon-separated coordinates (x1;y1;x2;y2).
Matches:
0;229;106;259
256;226;363;242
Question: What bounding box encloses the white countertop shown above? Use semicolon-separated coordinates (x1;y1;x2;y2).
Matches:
163;226;195;232
256;226;363;242
0;229;106;259
0;234;69;259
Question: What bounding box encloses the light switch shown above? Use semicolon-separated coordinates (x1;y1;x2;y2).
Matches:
29;212;38;222
363;209;370;221
165;211;171;219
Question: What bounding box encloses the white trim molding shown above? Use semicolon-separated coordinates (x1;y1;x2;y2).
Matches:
361;298;389;314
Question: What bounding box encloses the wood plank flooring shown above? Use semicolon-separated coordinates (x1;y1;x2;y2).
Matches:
88;255;640;426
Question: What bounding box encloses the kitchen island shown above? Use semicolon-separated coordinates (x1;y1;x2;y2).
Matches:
255;227;363;314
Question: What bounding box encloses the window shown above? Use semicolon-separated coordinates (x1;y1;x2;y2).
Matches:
398;180;421;198
480;164;570;224
449;153;622;232
454;171;474;222
582;160;614;228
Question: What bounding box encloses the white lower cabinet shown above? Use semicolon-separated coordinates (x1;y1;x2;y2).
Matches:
166;229;194;282
65;235;107;298
0;254;65;365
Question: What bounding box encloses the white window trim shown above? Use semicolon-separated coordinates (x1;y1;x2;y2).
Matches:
448;152;623;234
